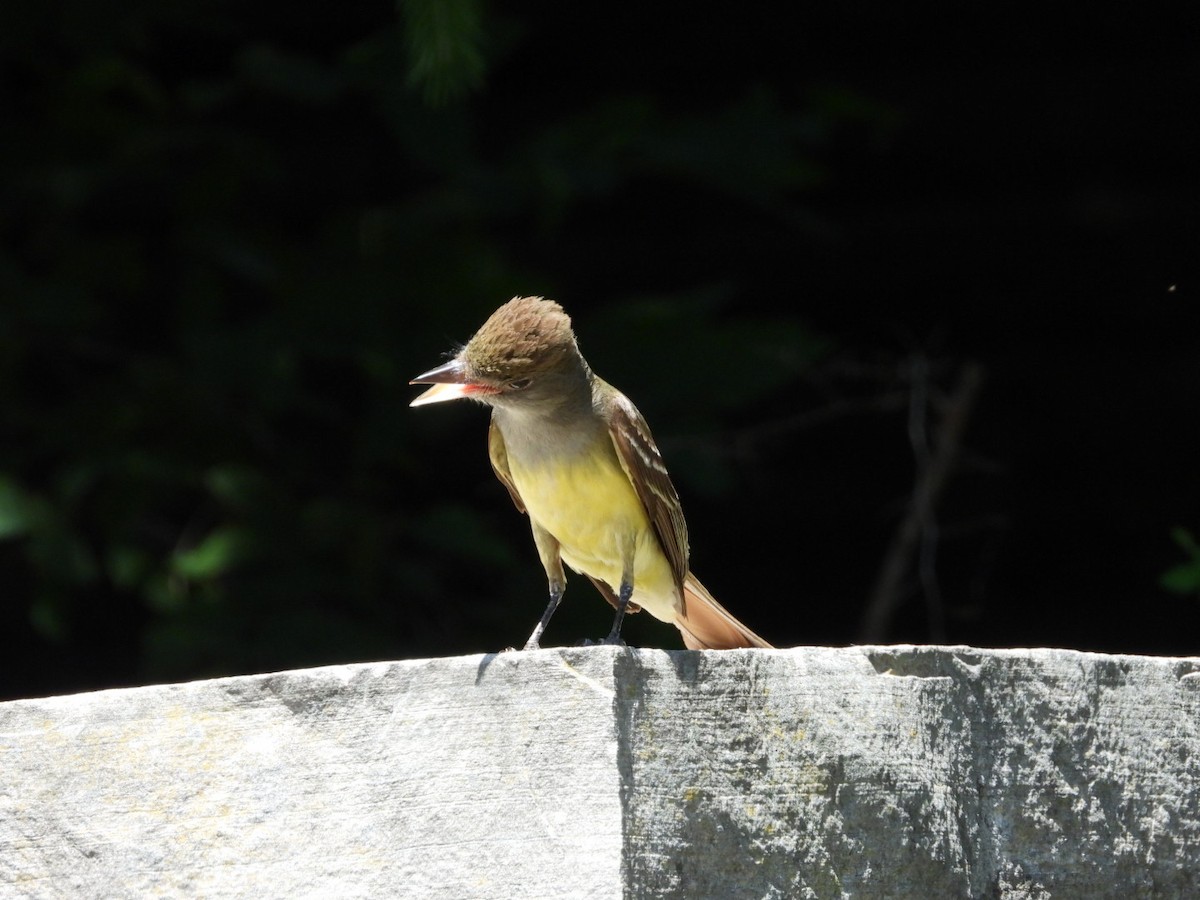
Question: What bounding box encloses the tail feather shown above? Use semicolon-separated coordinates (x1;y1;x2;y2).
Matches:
674;572;773;650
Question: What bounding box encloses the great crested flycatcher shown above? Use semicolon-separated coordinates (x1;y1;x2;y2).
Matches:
410;296;772;651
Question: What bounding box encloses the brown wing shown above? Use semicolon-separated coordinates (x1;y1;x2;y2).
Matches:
604;384;689;589
488;416;526;513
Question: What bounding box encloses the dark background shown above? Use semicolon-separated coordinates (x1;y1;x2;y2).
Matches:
3;1;1198;700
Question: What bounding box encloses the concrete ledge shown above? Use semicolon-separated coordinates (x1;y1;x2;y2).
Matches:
3;646;1199;898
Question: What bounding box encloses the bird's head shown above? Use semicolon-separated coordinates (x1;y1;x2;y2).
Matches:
410;296;588;411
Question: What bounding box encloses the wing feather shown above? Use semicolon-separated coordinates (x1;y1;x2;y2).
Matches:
488;417;526;513
603;384;690;590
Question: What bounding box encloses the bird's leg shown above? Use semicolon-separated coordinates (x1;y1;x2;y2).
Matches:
524;526;567;650
523;580;564;650
603;580;634;645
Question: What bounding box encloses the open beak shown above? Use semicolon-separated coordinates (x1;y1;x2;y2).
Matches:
409;359;476;407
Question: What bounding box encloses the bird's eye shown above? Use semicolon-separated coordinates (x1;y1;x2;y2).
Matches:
507;377;532;391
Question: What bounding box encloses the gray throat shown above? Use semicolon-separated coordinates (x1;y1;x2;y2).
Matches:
493;386;607;468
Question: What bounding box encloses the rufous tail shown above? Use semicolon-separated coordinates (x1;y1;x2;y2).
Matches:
674;572;773;650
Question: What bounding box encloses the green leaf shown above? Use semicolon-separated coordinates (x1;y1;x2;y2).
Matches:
172;526;257;580
0;477;39;539
106;544;154;590
1160;562;1200;596
400;0;486;105
1161;528;1200;596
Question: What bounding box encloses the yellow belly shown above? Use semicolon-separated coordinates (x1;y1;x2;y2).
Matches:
507;446;680;622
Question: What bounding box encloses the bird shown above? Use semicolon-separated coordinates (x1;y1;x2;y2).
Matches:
410;296;772;651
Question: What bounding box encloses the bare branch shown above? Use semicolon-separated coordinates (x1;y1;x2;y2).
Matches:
860;361;985;642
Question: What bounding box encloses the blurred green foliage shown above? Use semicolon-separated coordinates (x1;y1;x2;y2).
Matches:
400;0;487;105
0;0;840;694
5;0;1199;697
1161;529;1200;598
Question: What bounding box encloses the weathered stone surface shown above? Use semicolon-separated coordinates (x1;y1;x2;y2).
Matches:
2;646;1198;898
1;653;622;899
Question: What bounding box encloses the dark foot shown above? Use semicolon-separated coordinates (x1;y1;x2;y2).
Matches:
576;637;626;647
577;635;626;647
